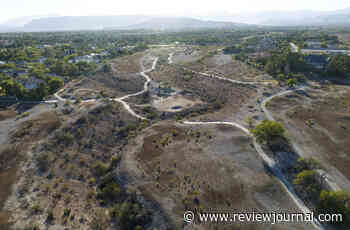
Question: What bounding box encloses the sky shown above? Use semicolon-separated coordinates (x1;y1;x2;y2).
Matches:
1;0;350;23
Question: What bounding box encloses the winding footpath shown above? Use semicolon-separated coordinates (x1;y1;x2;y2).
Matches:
113;58;158;120
262;88;342;192
169;53;324;229
168;52;272;86
51;58;159;120
7;52;338;229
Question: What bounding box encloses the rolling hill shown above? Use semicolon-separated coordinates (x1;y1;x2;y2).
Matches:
195;7;350;26
0;15;248;32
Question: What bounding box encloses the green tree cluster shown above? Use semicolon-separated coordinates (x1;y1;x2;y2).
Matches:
264;51;309;76
317;190;350;229
251;120;286;144
327;54;350;77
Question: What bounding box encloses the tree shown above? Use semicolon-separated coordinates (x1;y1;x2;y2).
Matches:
102;63;112;73
321;41;328;48
317;190;350;229
27;83;49;100
286;78;298;88
47;77;64;94
264;51;308;76
251;120;286;144
327;54;350;77
293;170;321;198
0;79;25;98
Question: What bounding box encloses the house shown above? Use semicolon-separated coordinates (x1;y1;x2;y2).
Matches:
74;55;95;63
306;41;322;49
304;55;329;70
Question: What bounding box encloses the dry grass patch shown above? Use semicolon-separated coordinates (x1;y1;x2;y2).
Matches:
0;109;17;121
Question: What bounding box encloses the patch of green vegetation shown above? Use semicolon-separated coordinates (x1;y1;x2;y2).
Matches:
294;170;322;199
92;161;109;178
317;190;350;229
17;112;29;120
55;130;74;145
110;197;152;230
251;120;286;144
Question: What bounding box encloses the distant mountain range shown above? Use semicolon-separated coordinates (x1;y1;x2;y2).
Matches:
2;14;60;28
0;6;350;32
194;7;350;26
0;15;248;32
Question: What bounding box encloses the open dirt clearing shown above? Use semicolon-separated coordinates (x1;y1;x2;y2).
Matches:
149;64;258;120
152;95;202;112
110;52;146;74
121;121;313;230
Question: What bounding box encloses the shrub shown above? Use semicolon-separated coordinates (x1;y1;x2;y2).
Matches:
92;162;109;178
294;157;321;172
23;224;40;230
96;181;122;202
46;209;54;223
63;208;71;217
294;170;322;200
56;131;74;145
114;200;152;230
251;120;286;144
36;152;50;172
31;204;41;214
317;190;350;229
110;155;122;169
17;112;30;120
286;78;298;88
88;177;96;185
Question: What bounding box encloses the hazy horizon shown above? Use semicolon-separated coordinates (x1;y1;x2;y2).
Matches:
1;0;349;24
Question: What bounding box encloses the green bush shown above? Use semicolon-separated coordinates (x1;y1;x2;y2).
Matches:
56;131;74;145
114;200;152;230
293;170;321;197
251;120;286;144
92;162;109;178
294;157;321;172
317;190;350;229
97;181;122;202
36;152;50;172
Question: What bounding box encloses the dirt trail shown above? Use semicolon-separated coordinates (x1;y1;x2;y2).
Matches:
182;121;323;230
114;58;158;120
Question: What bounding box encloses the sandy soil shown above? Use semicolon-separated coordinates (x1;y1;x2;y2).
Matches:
120;121;313;230
267;85;350;192
152;95;202;112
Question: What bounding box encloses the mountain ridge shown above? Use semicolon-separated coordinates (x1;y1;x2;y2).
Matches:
0;15;250;32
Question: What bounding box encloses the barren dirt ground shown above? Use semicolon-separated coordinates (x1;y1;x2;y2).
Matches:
120;121;313;230
267;85;350;192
